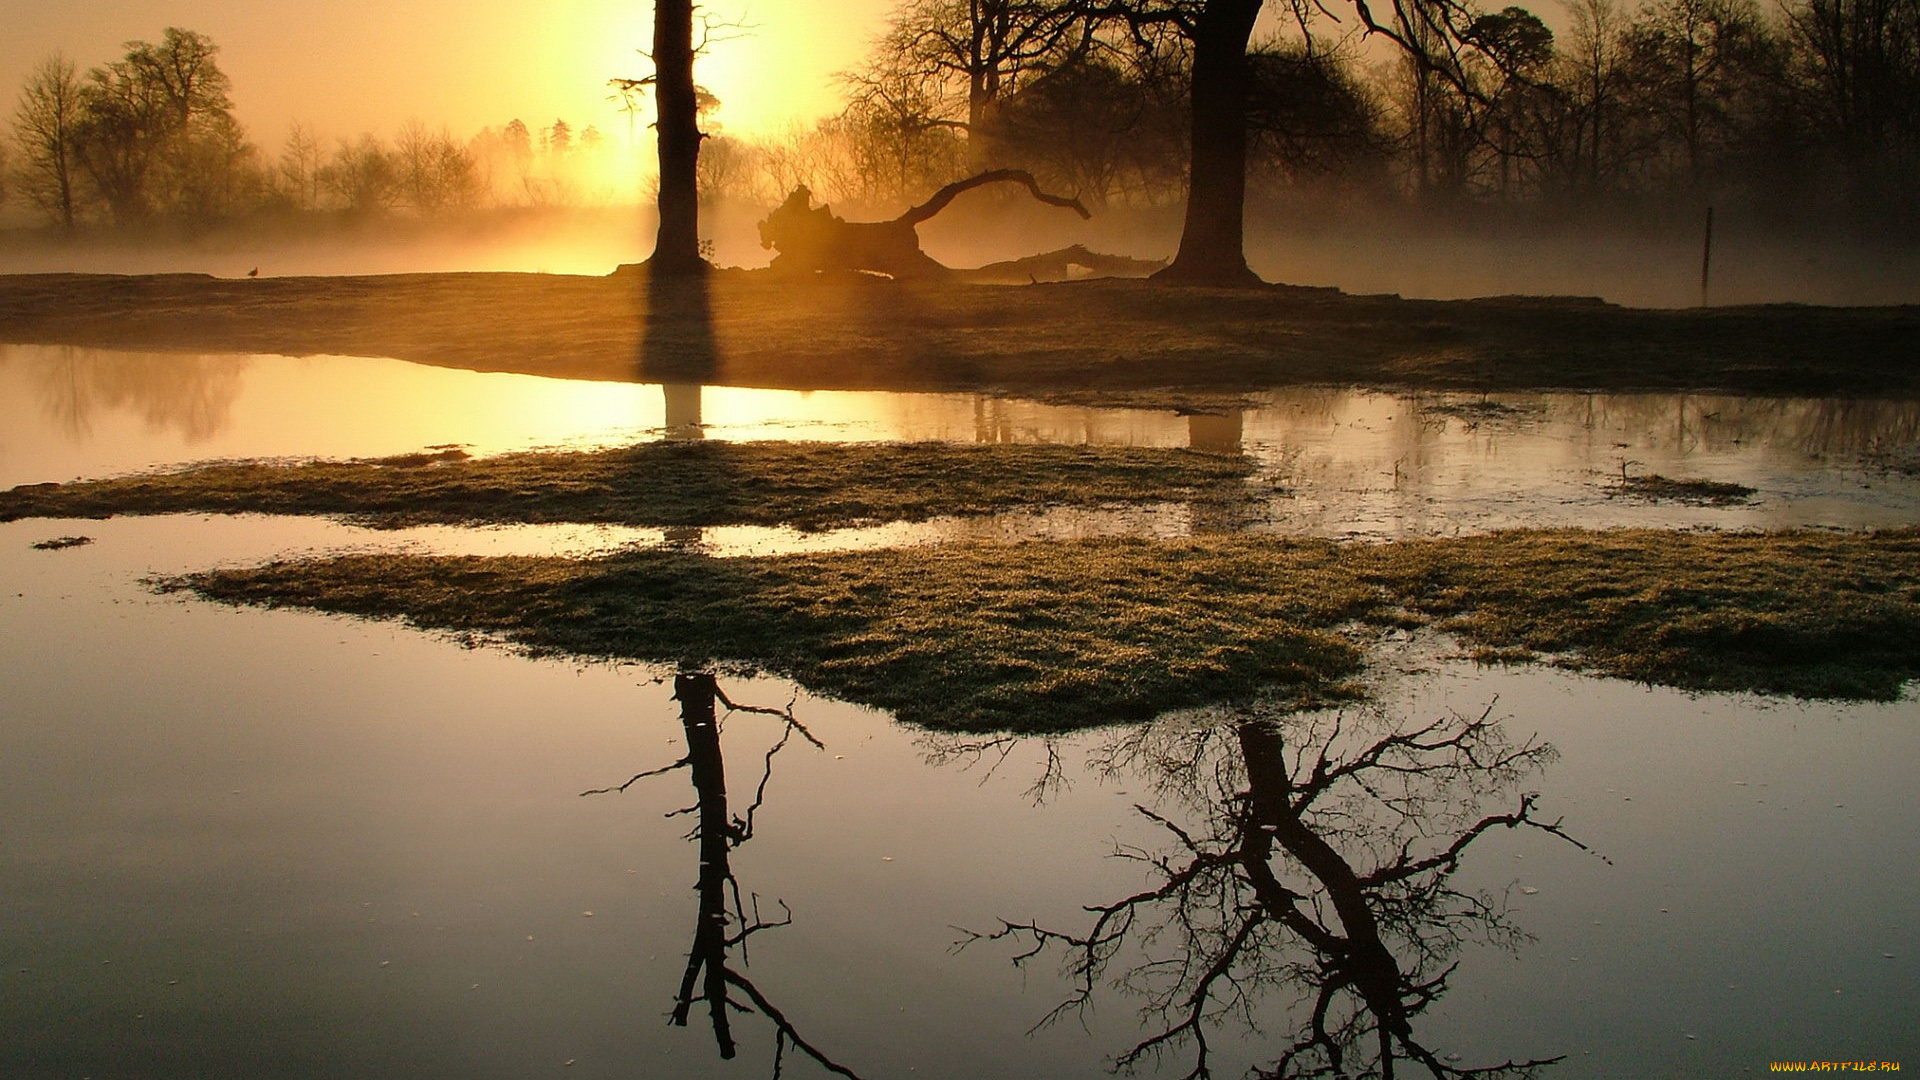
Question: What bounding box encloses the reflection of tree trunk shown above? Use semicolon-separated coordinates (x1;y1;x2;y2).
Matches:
1186;411;1243;452
662;383;704;439
1237;721;1413;1048
670;673;738;1056
977;707;1575;1079
1154;0;1264;288
1187;411;1249;533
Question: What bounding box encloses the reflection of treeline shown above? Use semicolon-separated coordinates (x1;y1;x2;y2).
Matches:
5;28;624;231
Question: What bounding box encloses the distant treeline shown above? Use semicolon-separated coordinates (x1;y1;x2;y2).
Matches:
7;0;1918;236
2;28;628;232
787;0;1920;229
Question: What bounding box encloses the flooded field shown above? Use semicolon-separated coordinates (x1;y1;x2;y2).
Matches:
3;342;1918;1079
6;343;1920;549
3;516;1916;1079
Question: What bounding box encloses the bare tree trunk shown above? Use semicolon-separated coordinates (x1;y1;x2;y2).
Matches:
1153;0;1264;287
652;0;706;274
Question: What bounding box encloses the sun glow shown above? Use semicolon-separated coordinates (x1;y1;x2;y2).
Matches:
571;1;896;141
473;1;898;198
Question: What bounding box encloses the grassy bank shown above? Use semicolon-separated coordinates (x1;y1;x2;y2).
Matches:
170;529;1920;732
3;271;1917;402
0;441;1253;530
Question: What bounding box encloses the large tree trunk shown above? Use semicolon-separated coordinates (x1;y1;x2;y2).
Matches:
1153;0;1264;287
651;0;706;274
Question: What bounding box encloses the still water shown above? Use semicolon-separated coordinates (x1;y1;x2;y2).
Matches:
3;518;1916;1078
5;344;1920;547
2;344;1918;1078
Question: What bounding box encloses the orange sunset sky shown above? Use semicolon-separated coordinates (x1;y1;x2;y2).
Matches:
2;0;901;149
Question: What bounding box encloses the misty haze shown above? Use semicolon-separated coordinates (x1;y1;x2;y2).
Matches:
2;2;1918;1080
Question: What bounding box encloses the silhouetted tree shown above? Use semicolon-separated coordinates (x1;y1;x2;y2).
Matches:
1465;7;1556;197
1071;0;1267;285
72;52;169;224
697;133;762;206
1244;41;1393;199
993;52;1188;205
1554;0;1630;195
501;117;534;187
68;28;250;226
10;54;85;229
830;70;970;202
855;0;1092;167
650;0;707;273
1071;0;1522;283
1784;0;1920;211
317;133;399;213
395;119;480;214
1616;0;1778;191
277;121;322;211
124;28;232;131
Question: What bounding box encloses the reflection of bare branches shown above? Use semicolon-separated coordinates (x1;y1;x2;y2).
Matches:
967;703;1588;1080
579;756;689;796
919;733;1071;804
716;684;822;746
584;672;867;1080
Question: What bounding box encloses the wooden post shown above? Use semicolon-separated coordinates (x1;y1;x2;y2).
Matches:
1699;205;1714;308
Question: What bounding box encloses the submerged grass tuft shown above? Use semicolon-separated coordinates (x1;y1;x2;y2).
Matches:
1613;473;1757;505
1421;399;1535;422
0;440;1254;531
169;528;1920;732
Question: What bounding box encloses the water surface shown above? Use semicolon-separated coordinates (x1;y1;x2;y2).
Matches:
2;518;1914;1078
6;344;1920;546
3;343;1917;1077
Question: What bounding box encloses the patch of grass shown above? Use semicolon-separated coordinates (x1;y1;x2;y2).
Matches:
1420;399;1534;422
172;538;1377;733
168;528;1920;732
1613;473;1757;505
0;441;1253;531
30;535;93;550
1360;529;1920;700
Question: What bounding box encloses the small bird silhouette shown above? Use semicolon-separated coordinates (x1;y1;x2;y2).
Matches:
247;267;259;278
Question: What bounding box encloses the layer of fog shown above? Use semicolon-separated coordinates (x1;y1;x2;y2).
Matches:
3;194;1916;310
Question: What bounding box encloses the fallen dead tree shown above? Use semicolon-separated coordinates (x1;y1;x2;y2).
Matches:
758;169;1137;280
956;244;1166;285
